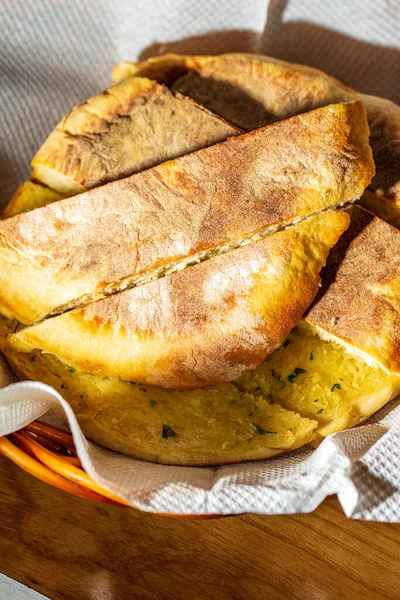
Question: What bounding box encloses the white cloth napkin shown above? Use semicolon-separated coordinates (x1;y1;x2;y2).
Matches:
1;0;400;518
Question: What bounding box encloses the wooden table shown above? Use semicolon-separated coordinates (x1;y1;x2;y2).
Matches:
0;456;399;600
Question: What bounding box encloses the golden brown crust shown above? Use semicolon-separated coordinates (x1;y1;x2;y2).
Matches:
306;205;400;373
30;77;240;195
0;101;373;325
2;181;67;219
9;210;349;389
114;52;400;224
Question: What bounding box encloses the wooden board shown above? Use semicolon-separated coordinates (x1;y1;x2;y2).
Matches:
0;456;399;600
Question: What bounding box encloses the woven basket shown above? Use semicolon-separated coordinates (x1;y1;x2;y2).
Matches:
0;421;215;518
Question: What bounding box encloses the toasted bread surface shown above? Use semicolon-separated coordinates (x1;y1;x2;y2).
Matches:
113;53;400;226
31;77;240;195
0;102;372;325
306;206;400;373
9;210;349;388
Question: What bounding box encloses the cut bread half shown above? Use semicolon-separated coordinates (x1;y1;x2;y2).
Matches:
2;182;67;219
113;53;400;226
0;101;373;325
7;210;349;389
3;344;318;466
3;319;398;465
306;206;400;374
30;76;240;196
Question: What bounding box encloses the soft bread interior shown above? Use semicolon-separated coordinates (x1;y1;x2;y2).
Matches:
236;322;400;437
3;342;318;466
31;166;85;197
2;318;398;464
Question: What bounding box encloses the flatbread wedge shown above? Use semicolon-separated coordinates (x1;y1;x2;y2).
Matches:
8;210;349;389
30;76;240;196
113;53;400;227
0;101;373;325
4;318;399;465
3;343;318;466
305;205;400;373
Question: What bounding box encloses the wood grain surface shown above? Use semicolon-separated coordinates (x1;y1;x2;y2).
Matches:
0;456;399;600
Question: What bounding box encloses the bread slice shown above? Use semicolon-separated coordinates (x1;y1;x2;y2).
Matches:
305;205;400;373
3;318;398;465
30;77;240;196
4;78;239;218
113;53;400;227
8;210;349;389
2;182;67;219
0;101;373;325
3;344;318;466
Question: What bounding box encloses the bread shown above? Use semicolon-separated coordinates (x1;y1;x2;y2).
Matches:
8;210;349;389
236;322;400;437
0;54;396;465
113;53;400;227
30;76;240;196
0;101;373;325
4;319;398;465
3;77;239;219
3;343;318;466
2;182;66;219
305;205;400;373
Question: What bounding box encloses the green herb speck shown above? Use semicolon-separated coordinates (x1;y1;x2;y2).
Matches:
228;399;236;405
317;408;324;414
79;393;85;399
253;423;278;435
51;372;61;378
60;384;68;390
150;399;157;408
29;355;36;362
67;366;75;373
339;378;344;382
162;425;176;439
331;383;341;392
313;398;319;403
139;387;147;392
269;369;283;382
254;386;261;392
248;411;253;417
288;368;307;383
309;352;314;360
